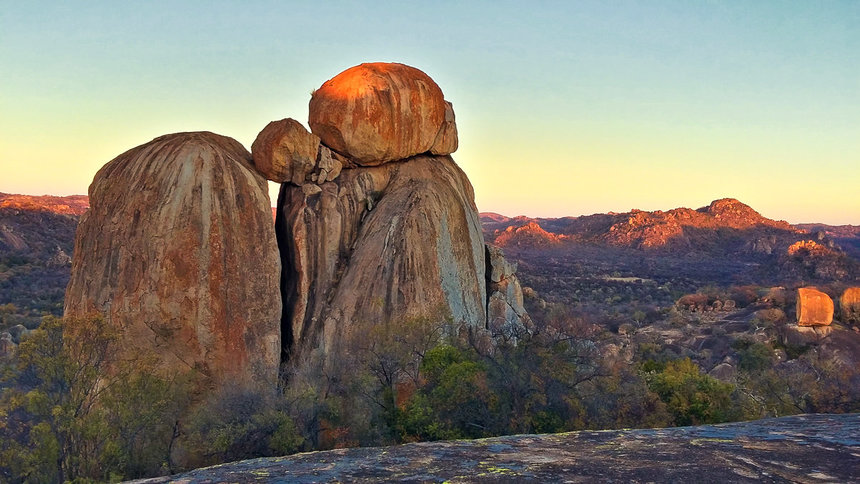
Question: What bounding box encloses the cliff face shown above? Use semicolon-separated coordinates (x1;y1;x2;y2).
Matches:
276;154;487;358
64;132;281;387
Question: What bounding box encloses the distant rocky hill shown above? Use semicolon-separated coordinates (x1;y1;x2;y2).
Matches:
0;193;88;328
482;198;860;287
485;198;801;250
135;413;859;483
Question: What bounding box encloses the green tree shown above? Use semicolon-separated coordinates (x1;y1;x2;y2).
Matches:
400;345;495;440
0;315;190;482
644;358;737;426
185;384;303;467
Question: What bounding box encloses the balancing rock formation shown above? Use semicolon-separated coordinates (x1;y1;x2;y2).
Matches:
267;62;520;360
64;132;281;387
65;62;526;386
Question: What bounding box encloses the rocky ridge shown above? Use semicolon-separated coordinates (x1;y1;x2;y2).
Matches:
484;198;799;251
481;199;860;283
0;193;89;217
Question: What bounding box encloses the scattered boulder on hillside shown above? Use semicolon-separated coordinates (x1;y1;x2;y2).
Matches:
486;245;530;338
0;332;15;358
841;287;860;324
65;132;281;389
708;362;735;381
308;62;455;165
7;324;30;344
795;287;834;326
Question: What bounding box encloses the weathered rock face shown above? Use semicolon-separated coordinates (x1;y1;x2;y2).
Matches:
64;132;281;387
308;62;455;165
276;154;486;357
841;287;860;324
430;101;458;155
796;287;834;326
486;245;530;338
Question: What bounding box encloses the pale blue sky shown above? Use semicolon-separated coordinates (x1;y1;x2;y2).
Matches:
1;1;858;223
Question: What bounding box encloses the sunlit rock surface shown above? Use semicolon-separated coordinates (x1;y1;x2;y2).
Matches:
65;132;281;387
134;413;860;483
308;62;455;165
796;287;834;326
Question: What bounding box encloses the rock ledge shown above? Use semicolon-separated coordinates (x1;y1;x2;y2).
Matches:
133;413;859;483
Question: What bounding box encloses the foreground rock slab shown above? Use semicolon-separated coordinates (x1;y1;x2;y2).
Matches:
135;414;859;483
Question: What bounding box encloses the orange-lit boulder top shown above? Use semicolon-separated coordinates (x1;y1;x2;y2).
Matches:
796;287;834;326
308;62;457;165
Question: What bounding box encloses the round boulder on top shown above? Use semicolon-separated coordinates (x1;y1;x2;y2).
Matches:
308;62;456;165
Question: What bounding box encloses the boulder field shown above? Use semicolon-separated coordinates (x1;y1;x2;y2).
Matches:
64;62;526;388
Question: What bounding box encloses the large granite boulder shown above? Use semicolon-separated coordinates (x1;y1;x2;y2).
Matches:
795;287;834;326
308;62;456;165
64;132;281;387
276;154;486;358
841;287;860;324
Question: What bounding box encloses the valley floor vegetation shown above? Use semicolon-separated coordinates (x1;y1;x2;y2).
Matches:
2;297;858;483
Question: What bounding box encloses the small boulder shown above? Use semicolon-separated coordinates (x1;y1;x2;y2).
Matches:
251;118;321;184
841;287;860;324
0;332;15;359
308;62;451;165
7;324;30;344
708;362;735;382
796;287;834;326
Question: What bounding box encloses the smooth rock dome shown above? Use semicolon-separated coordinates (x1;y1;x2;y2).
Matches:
308;62;453;165
64;131;281;388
